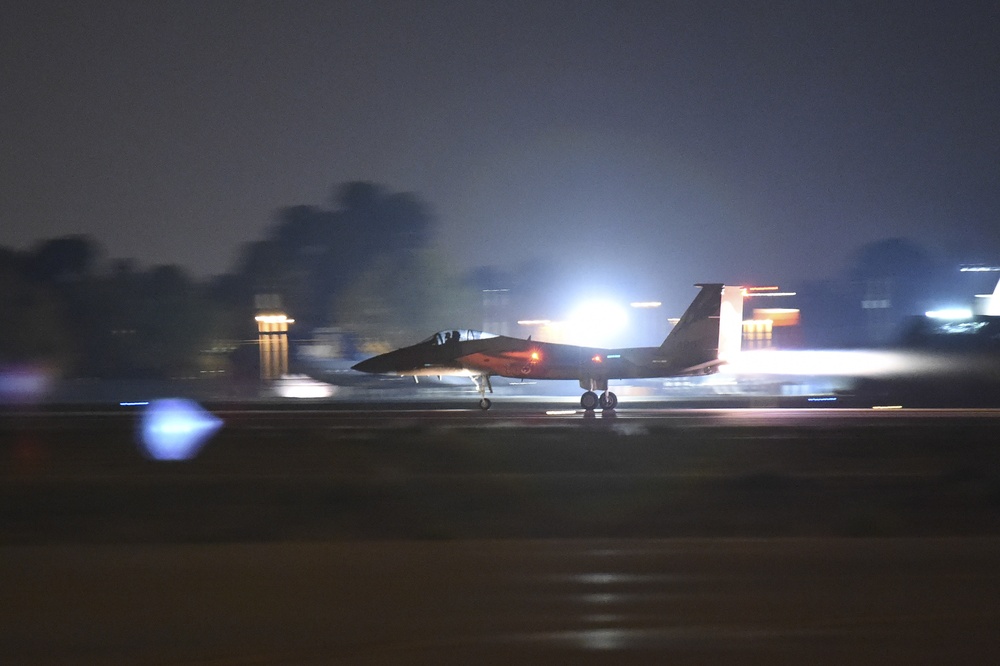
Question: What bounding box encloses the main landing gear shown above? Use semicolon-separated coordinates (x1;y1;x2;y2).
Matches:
472;374;493;410
580;390;618;411
579;378;617;412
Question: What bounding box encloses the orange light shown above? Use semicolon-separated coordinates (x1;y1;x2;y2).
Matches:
742;286;796;298
530;351;540;362
753;308;800;326
592;355;602;363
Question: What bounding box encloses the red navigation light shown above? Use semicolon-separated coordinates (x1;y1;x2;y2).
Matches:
530;351;541;362
592;355;602;363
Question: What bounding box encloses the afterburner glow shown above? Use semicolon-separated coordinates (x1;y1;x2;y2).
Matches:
723;349;956;377
925;308;973;320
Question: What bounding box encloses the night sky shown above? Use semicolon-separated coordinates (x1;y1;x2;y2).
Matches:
3;1;998;299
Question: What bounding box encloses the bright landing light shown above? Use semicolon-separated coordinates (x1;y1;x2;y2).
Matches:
566;300;629;346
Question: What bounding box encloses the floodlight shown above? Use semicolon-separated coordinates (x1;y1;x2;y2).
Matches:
566;300;629;346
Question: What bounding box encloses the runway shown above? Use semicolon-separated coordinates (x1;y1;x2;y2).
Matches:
5;401;1000;543
8;398;1000;428
4;401;1000;662
4;538;1000;664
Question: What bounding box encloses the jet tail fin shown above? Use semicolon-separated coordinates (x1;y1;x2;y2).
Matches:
718;285;744;363
658;284;743;370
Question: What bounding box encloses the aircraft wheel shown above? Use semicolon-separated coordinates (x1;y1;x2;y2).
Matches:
479;398;492;410
580;391;599;411
600;392;618;409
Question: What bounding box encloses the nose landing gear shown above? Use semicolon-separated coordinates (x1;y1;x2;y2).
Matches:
473;374;494;410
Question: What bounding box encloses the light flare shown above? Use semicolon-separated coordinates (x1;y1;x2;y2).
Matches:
0;365;55;404
139;399;222;461
566;300;629;347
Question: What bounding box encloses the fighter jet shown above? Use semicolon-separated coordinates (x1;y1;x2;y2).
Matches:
351;283;744;410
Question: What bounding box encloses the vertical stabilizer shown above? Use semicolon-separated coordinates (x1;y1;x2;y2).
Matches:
658;284;724;367
986;278;1000;316
718;285;744;362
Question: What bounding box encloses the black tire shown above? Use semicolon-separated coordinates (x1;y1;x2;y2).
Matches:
479;398;492;410
580;391;599;410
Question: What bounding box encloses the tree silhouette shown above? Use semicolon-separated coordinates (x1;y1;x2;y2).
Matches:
26;235;97;283
0;262;72;366
231;181;437;331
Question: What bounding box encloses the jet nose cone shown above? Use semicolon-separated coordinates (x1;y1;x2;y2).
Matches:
351;357;379;373
352;347;419;374
352;353;400;374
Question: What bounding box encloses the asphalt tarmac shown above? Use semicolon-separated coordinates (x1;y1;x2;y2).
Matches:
3;402;1000;663
5;538;1000;664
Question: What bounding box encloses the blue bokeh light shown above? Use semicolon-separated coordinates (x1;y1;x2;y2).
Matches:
139;399;222;461
0;364;55;404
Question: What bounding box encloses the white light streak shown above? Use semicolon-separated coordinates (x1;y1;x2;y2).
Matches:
924;308;972;320
722;349;956;377
254;314;295;324
271;375;337;399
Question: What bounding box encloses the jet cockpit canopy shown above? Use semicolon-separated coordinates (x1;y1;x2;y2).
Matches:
423;330;498;346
